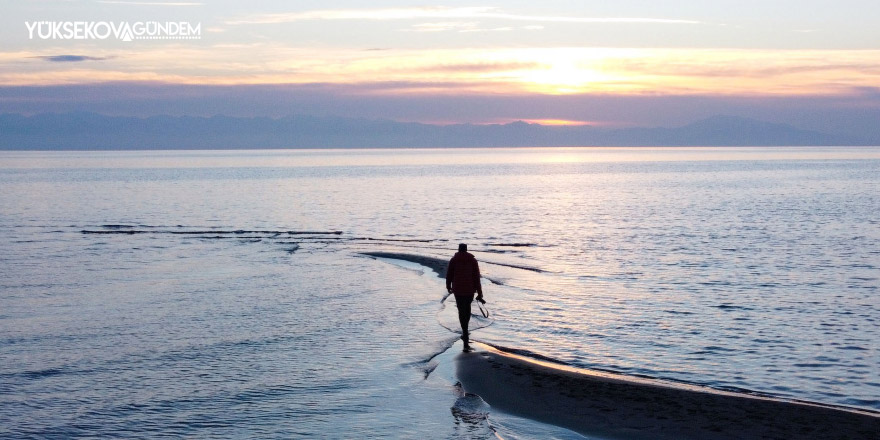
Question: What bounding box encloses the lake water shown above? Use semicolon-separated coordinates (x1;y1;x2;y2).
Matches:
1;147;878;438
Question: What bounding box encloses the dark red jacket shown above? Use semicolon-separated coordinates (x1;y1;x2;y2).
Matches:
446;251;482;296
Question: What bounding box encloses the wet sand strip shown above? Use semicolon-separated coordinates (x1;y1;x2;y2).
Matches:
360;251;450;277
81;229;343;235
359;251;546;277
456;343;879;440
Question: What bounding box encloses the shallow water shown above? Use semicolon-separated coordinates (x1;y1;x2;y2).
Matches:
1;147;878;437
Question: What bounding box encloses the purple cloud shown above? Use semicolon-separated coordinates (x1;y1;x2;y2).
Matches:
33;55;112;63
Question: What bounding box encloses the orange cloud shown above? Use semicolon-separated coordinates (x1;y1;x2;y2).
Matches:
225;7;704;26
520;119;593;126
3;45;880;98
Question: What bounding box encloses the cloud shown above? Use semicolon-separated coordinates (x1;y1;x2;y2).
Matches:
607;55;880;79
416;61;541;73
226;7;703;26
10;46;880;99
408;22;478;32
95;1;204;5
458;27;516;33
33;55;112;62
406;21;542;33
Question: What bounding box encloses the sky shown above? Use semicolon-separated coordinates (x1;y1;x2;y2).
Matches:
1;1;879;138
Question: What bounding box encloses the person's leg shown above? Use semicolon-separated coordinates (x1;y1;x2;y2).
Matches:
454;294;474;345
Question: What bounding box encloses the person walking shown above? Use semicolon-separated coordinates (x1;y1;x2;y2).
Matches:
446;243;484;351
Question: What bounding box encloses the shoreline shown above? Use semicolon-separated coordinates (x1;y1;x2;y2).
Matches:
456;342;879;440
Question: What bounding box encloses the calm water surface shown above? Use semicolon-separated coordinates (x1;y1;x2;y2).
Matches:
1;147;878;438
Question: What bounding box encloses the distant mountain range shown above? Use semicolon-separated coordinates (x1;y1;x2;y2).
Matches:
0;112;869;150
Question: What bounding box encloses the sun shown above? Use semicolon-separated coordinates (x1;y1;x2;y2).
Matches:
501;48;635;95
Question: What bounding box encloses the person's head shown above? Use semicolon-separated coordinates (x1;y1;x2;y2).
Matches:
458;243;467;253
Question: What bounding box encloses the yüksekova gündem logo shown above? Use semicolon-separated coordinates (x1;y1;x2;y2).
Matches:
25;21;201;41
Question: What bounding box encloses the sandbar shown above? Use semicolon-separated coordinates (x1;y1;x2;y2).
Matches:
456;343;879;440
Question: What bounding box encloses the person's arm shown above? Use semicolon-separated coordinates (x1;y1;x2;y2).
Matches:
446;259;454;293
474;260;484;301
